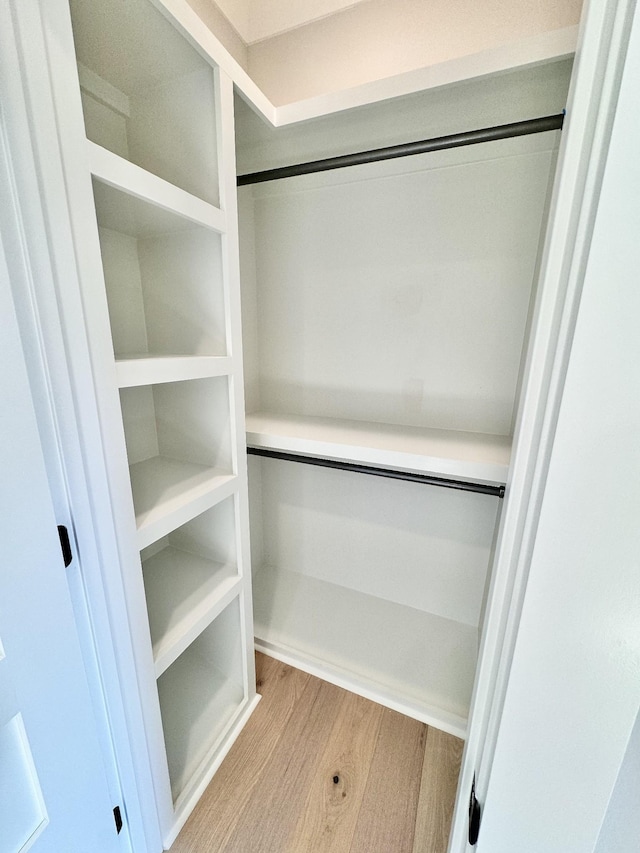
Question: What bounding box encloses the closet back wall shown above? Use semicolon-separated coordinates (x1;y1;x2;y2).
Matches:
236;59;572;732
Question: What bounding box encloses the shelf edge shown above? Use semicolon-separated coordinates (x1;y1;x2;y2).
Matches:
153;574;243;678
116;355;233;388
87;140;226;233
135;472;238;550
246;422;510;486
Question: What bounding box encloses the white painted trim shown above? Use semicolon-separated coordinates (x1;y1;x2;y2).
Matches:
448;0;638;850
255;641;468;740
7;1;162;850
31;0;179;845
216;65;260;753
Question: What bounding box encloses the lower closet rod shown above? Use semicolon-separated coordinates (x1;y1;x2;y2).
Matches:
237;113;564;186
247;446;505;498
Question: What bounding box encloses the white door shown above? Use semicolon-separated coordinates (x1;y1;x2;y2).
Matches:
0;241;124;852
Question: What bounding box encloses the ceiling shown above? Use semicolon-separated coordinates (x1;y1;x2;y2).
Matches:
212;0;372;44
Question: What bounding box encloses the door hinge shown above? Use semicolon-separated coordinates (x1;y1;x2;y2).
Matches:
57;525;73;567
113;805;123;835
469;775;482;845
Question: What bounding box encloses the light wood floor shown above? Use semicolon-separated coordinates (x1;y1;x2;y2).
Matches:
169;654;463;853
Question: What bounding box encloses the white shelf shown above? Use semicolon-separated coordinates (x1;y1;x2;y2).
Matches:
143;545;240;677
116;356;232;388
253;565;476;737
89;142;224;234
130;457;236;549
157;600;245;803
246;412;510;486
273;28;578;124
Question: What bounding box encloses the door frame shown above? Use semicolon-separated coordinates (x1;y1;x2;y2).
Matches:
449;0;638;848
2;1;162;850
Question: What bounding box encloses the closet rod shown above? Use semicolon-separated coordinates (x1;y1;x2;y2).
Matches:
247;447;505;498
237;113;564;186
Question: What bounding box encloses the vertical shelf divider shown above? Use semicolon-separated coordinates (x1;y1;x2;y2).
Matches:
215;66;259;715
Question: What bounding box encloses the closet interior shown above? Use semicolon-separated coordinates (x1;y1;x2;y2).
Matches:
49;0;575;844
235;57;572;738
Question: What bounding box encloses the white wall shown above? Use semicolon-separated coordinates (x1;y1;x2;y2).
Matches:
247;0;582;104
477;4;640;850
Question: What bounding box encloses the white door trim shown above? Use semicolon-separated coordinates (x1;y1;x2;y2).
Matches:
449;0;638;849
3;1;163;850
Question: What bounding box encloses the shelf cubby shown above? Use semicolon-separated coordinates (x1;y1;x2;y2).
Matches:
157;598;245;804
119;377;234;547
93;178;226;361
141;495;241;677
69;0;219;204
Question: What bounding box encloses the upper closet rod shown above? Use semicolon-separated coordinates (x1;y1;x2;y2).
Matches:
237;113;564;186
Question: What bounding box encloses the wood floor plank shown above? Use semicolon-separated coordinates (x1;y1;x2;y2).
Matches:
220;676;346;853
349;707;427;853
286;690;384;853
170;656;460;853
412;728;463;853
169;654;310;853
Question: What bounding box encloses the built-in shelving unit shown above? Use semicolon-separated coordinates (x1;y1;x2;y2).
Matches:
62;0;258;843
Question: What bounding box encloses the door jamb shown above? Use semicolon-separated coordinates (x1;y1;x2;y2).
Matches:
449;0;638;848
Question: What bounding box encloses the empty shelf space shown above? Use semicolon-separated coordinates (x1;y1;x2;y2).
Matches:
252;565;477;738
119;378;235;547
157;599;245;804
116;356;233;388
70;0;219;203
93;182;227;360
142;496;242;676
131;458;236;549
246;412;510;485
144;548;240;678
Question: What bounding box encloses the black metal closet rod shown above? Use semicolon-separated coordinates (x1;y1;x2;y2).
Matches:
237;113;564;186
247;446;505;498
